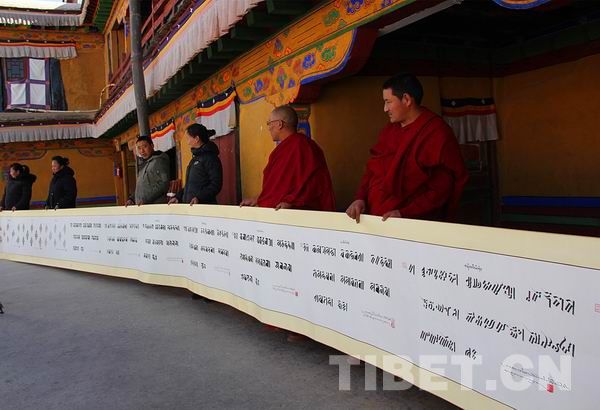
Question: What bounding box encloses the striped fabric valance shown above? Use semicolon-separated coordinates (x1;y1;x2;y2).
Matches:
0;122;94;143
94;0;262;139
150;119;176;152
195;87;237;138
0;0;89;27
442;98;499;144
0;41;77;59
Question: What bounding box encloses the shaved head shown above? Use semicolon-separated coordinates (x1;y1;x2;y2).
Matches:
271;105;298;130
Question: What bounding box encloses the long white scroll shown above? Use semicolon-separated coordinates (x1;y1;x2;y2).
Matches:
1;206;598;410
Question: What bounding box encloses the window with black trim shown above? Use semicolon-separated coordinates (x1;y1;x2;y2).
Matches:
1;57;50;110
5;59;25;81
0;57;67;111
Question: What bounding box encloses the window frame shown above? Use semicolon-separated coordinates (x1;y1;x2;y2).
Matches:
1;57;51;110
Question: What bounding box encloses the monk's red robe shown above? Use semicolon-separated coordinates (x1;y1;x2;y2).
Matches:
355;108;468;221
257;132;336;211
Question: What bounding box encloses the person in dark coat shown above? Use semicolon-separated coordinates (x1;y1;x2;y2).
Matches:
168;124;222;205
46;156;77;209
0;163;37;211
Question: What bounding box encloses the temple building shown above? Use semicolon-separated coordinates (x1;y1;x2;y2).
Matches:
1;0;599;235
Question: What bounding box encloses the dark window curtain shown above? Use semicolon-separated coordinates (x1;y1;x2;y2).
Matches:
0;59;4;112
49;58;67;111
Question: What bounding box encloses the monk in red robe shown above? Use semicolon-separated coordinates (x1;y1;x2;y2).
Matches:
240;105;335;211
346;74;468;223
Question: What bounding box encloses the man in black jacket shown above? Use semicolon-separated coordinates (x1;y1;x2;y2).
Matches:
168;124;223;205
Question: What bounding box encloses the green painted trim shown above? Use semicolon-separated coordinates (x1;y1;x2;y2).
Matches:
501;213;600;228
93;0;115;32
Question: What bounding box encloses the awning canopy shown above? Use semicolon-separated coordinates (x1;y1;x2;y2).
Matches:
0;0;89;27
0;110;96;143
94;0;263;138
0;41;77;59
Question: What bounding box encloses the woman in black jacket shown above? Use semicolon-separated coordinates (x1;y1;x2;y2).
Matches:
0;163;37;211
46;156;77;209
168;124;223;205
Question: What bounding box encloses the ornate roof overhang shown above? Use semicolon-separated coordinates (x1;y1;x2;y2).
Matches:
0;110;96;142
95;0;270;138
0;39;77;59
0;0;92;27
95;0;331;138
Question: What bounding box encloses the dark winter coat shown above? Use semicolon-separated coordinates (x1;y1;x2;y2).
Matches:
46;166;77;209
181;141;223;204
1;172;37;210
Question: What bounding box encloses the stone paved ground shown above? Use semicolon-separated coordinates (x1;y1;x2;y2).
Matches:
0;260;458;410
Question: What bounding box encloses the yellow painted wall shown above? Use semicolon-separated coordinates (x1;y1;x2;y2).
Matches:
494;54;600;196
61;48;106;110
104;0;600;205
311;66;600;201
0;146;115;205
110;55;600;209
179;125;192;183
239;99;277;199
310;75;441;210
